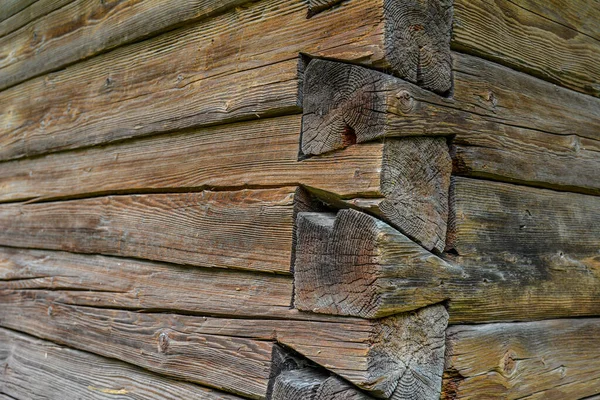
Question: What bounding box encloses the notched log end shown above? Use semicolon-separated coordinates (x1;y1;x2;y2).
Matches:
383;0;453;95
301;59;389;156
294;208;450;318
381;138;452;253
369;305;449;399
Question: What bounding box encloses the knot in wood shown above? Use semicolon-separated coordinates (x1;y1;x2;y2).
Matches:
157;331;170;354
500;350;518;377
395;90;415;113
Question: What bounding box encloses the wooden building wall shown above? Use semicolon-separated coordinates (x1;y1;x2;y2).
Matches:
0;0;599;399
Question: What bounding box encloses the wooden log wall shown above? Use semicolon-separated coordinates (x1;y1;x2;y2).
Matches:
0;0;599;399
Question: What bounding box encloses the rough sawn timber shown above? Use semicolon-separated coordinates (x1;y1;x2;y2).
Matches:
0;0;253;90
0;327;243;400
0;247;295;318
0;0;72;37
0;290;448;399
301;56;600;194
443;319;600;399
0;188;300;274
294;208;600;323
0;0;452;161
452;0;600;97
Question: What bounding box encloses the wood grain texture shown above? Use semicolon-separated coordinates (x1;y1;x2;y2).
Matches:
0;116;380;203
0;327;243;400
271;368;373;400
0;290;447;399
307;0;342;17
447;177;600;262
295;209;600;323
0;0;450;161
0;0;72;37
0;188;298;273
0;0;38;21
302;56;600;194
0;0;252;90
452;0;600;96
0;247;295;318
444;319;600;399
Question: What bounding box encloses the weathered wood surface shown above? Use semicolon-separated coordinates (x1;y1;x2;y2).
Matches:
0;116;450;254
0;0;454;161
0;328;243;400
0;116;405;203
453;0;600;97
302;56;600;194
0;0;253;90
0;290;447;399
446;177;600;262
443;319;600;399
0;0;72;37
295;208;600;323
0;188;299;273
271;368;373;400
0;0;38;22
0;247;295;318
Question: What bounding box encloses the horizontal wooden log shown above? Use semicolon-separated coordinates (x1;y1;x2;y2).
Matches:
0;0;37;22
443;319;600;399
452;0;600;97
0;0;72;37
301;56;600;194
0;247;295;318
0;188;299;273
0;0;252;90
0;327;243;400
446;177;600;262
271;368;373;400
294;208;600;323
0;290;447;399
0;116;451;253
0;0;453;162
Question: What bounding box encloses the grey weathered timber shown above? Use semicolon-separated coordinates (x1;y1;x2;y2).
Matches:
446;177;600;262
0;0;253;90
452;0;600;97
0;328;243;400
302;56;600;194
0;289;447;399
0;0;452;161
0;188;299;274
444;319;600;399
0;247;295;318
294;208;600;323
0;0;37;21
271;368;373;400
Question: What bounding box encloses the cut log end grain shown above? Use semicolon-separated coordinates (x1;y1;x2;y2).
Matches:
271;368;373;400
294;209;451;318
384;0;453;94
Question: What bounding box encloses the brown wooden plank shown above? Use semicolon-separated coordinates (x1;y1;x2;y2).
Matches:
0;115;383;203
0;188;298;273
0;290;448;399
0;246;294;318
0;0;38;21
301;56;600;194
294;208;600;323
0;0;456;162
0;115;450;253
0;0;72;37
443;319;600;399
452;0;600;97
0;327;243;400
0;0;252;90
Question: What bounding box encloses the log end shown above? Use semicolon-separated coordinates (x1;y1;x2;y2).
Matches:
383;0;453;95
